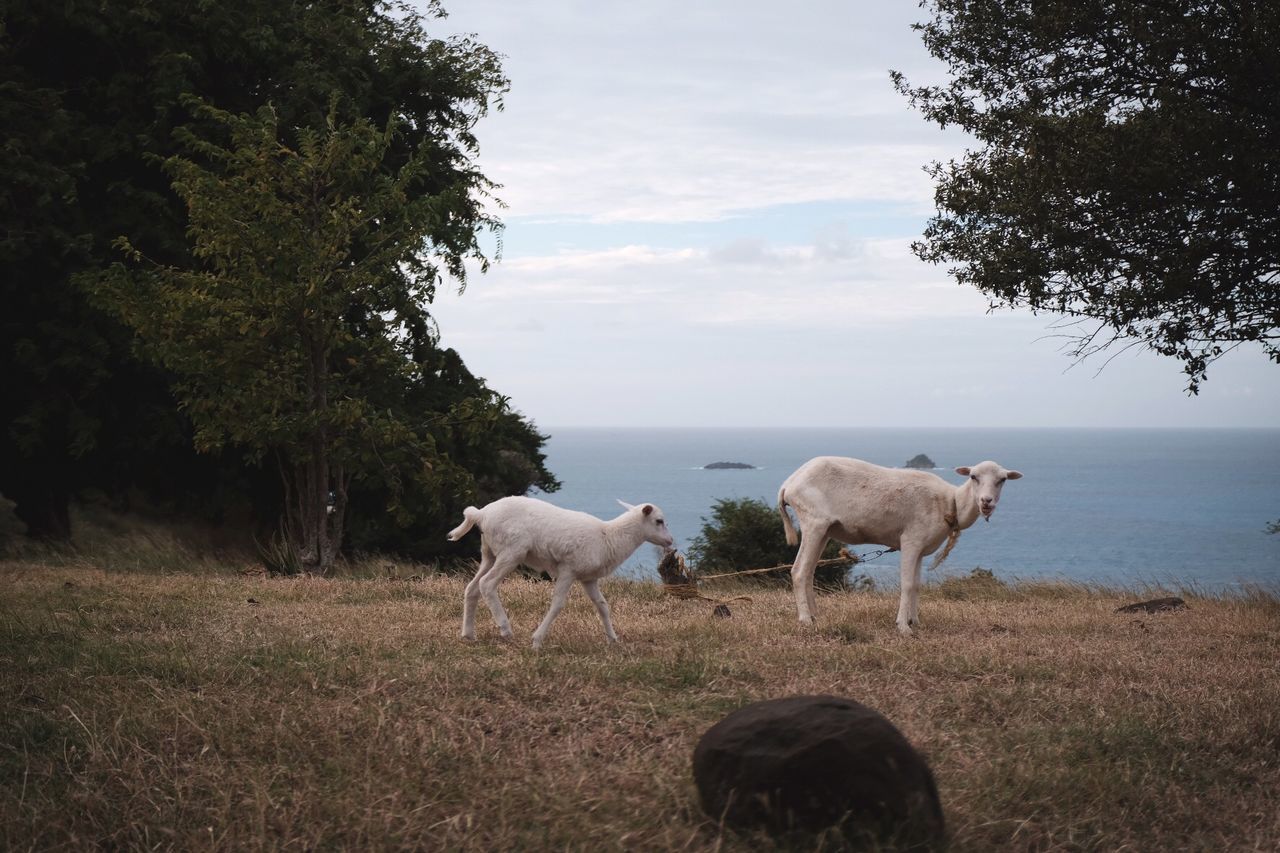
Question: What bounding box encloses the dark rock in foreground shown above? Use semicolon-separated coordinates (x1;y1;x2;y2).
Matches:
692;695;945;850
704;461;756;470
904;454;936;469
1116;596;1187;614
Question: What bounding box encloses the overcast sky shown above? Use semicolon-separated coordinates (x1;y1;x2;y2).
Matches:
422;1;1279;429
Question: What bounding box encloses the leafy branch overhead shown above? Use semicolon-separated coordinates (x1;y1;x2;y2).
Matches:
894;0;1280;391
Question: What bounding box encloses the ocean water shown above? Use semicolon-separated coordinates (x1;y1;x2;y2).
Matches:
529;428;1280;592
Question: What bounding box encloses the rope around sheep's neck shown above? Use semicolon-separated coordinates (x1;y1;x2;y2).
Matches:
929;495;963;571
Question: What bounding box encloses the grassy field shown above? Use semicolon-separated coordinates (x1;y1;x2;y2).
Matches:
1;554;1278;851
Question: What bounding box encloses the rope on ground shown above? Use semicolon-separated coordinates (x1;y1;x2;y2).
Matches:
692;546;903;583
657;545;902;605
657;550;752;605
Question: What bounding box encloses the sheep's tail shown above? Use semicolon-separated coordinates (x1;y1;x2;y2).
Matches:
778;488;799;547
447;506;481;542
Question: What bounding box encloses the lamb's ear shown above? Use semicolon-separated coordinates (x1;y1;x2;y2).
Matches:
954;467;971;476
1005;470;1023;480
642;504;653;516
617;499;635;510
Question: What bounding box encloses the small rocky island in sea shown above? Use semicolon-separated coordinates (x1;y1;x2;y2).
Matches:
904;454;936;469
704;461;756;470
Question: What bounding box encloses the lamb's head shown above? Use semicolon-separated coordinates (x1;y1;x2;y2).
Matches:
617;500;675;548
955;461;1023;521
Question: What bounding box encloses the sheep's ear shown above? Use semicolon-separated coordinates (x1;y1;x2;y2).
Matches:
1005;470;1023;480
642;504;653;516
617;499;635;510
954;466;971;476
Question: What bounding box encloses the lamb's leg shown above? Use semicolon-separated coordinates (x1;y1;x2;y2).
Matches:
790;526;828;625
581;579;618;644
478;554;523;640
895;546;925;636
531;571;576;650
461;544;496;640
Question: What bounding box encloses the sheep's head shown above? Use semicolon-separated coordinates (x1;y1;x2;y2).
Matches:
617;500;675;548
955;461;1022;521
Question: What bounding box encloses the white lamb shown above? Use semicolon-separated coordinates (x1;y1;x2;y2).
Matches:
448;496;675;649
777;457;1022;635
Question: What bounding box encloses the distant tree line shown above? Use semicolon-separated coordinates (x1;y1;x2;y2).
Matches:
0;0;558;569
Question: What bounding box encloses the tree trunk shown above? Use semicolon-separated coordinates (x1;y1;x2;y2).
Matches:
283;456;347;576
283;334;344;575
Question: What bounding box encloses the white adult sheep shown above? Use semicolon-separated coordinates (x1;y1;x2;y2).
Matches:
448;496;674;649
777;457;1022;635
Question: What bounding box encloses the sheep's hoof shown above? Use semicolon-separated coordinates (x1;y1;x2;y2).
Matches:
896;623;916;637
460;633;477;642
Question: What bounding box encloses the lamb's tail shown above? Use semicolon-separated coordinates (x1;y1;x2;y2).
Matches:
447;506;481;542
778;487;799;547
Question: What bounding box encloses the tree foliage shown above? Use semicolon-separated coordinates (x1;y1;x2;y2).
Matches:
1;0;556;556
687;498;855;590
98;101;501;572
894;0;1280;390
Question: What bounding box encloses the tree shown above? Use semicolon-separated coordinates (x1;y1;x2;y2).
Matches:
96;99;504;574
687;498;855;590
893;0;1280;391
0;2;142;538
1;0;522;541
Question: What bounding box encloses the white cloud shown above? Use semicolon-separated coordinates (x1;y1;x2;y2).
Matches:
434;0;964;223
430;228;1280;428
416;1;1280;428
451;236;987;326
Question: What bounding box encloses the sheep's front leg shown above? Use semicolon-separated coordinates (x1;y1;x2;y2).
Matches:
895;547;925;636
581;579;618;644
531;571;576;650
790;528;828;625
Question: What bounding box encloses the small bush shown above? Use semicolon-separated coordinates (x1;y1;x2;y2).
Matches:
938;566;1009;600
686;497;854;590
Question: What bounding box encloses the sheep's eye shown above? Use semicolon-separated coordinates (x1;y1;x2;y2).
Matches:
998;477;1006;485
970;475;978;481
657;519;665;526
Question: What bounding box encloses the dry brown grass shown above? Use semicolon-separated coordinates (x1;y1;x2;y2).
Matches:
1;560;1277;851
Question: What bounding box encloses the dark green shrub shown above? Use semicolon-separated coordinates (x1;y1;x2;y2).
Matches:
687;497;854;590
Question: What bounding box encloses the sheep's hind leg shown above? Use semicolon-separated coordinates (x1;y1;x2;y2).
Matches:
895;547;925;636
581;579;618;644
790;526;828;625
531;571;576;650
478;554;523;641
461;544;496;640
